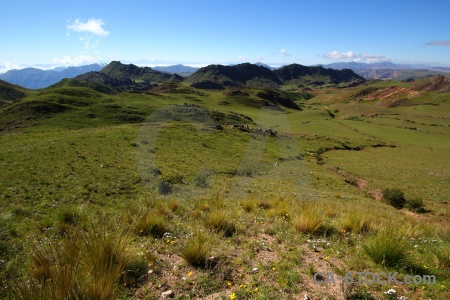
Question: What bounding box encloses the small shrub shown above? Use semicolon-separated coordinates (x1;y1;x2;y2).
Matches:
406;198;426;213
382;188;406;209
154;178;172;195
179;232;210;268
362;228;410;267
237;167;253;177
192;173;208;188
161;173;183;184
148;166;161;176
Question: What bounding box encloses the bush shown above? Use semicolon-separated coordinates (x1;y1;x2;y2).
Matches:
154;178;172;195
192;173;208;188
148;166;161;176
161;173;183;184
237;167;253;177
382;188;406;209
406;198;426;213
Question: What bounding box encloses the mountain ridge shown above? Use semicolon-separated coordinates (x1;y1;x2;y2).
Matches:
0;64;105;89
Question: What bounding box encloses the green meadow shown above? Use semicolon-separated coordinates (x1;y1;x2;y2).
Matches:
0;78;449;299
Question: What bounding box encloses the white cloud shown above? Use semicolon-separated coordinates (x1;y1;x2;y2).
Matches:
323;51;357;60
359;53;389;63
323;50;389;63
67;19;109;50
67;19;109;36
52;55;97;66
0;61;25;73
237;56;247;62
426;40;450;46
279;48;290;56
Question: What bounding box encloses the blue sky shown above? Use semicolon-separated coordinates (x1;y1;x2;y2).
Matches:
1;0;450;71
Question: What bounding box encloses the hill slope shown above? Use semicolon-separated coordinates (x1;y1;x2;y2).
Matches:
0;79;30;107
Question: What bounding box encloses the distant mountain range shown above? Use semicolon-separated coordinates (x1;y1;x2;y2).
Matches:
44;61;364;93
1;60;450;91
0;64;105;89
153;64;200;75
321;62;450;81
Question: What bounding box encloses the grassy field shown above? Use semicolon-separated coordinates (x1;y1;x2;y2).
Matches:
0;79;449;299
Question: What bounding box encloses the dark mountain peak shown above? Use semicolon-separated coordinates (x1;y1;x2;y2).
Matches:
99;61;181;84
275;64;365;87
187;63;282;89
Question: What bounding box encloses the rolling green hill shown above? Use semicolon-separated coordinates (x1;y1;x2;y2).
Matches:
0;72;449;300
0;79;30;107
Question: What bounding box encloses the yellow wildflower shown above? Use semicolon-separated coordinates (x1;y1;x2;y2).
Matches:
230;292;236;300
187;271;193;277
227;281;232;286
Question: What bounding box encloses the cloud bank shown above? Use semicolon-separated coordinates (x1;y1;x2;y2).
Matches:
52;55;97;66
323;51;389;63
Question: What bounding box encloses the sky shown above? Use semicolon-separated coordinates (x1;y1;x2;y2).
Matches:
1;0;450;72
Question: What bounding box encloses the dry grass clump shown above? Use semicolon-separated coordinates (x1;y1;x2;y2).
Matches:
179;231;211;268
292;202;323;234
339;211;374;234
11;223;147;299
203;210;237;237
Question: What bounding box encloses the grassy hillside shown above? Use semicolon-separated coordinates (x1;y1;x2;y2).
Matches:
0;79;449;299
0;80;30;107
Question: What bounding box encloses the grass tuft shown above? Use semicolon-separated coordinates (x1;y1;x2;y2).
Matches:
179;231;210;268
203;210;237;237
362;228;410;267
